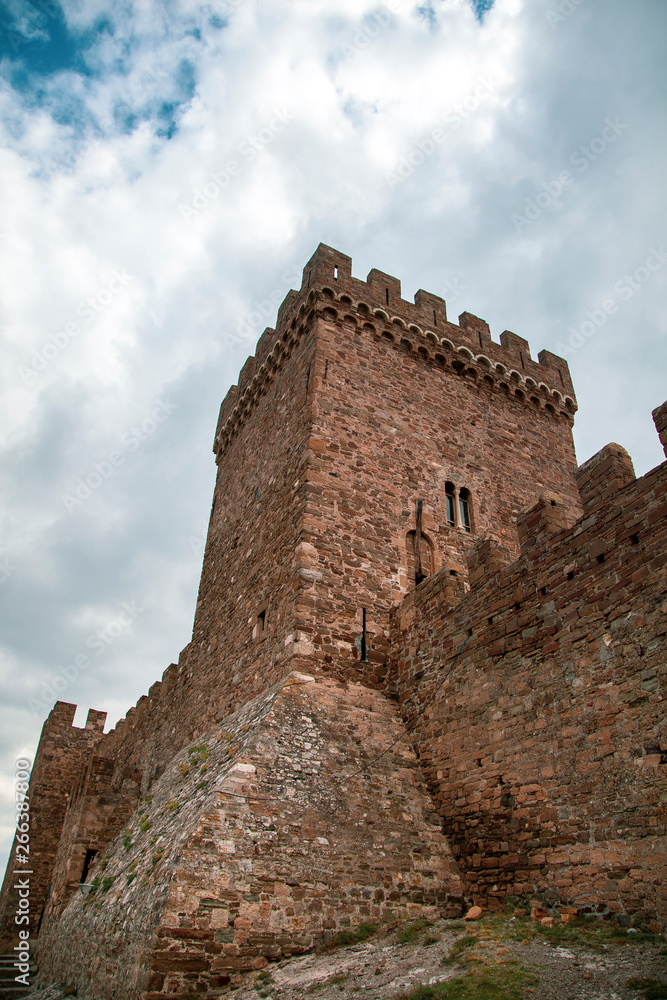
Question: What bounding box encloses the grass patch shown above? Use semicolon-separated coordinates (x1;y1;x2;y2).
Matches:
322;922;378;951
399;960;537;999
503;913;660;952
397;918;434;944
627;978;667;1000
441;934;477;965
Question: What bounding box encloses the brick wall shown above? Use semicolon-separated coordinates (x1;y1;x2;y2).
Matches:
389;444;667;922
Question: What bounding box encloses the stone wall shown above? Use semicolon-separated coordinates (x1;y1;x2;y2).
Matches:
0;704;106;948
389;440;667;923
36;673;462;999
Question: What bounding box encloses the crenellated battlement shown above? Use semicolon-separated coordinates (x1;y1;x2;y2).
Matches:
213;244;577;460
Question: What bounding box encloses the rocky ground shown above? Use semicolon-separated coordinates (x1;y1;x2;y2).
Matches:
21;912;667;1000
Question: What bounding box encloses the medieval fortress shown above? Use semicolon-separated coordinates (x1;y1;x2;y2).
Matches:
1;244;665;998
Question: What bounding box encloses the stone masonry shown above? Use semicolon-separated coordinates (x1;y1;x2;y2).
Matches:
1;244;664;996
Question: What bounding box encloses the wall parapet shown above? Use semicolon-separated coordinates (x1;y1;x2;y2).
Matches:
213;244;578;462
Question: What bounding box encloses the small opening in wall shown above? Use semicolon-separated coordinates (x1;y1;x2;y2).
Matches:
597;553;606;564
361;608;367;662
80;848;98;884
488;616;494;625
385;288;389;304
257;609;266;633
445;481;456;527
449;569;457;577
459;488;472;533
334;266;338;279
539;587;547;597
324;359;329;381
433;309;437;326
630;533;640;545
467;628;473;637
519;351;526;370
513;601;521;611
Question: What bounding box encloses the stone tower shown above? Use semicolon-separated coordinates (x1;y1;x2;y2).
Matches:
192;242;581;711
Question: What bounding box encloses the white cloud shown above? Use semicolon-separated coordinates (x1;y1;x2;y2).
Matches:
0;0;665;875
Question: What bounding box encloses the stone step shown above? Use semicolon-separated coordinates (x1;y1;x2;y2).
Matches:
0;956;37;997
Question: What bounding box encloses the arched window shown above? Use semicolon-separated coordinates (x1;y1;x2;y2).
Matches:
459;488;472;533
445;482;456;527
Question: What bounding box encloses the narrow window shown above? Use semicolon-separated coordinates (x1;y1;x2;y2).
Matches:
414;499;426;585
80;848;97;884
385;287;389;304
406;514;433;587
334;266;338;280
361;608;367;661
324;359;329;380
630;533;639;545
519;351;526;370
257;609;266;632
433;309;437;326
445;482;455;527
459;488;471;533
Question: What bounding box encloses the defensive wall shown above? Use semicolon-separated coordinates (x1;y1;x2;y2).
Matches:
389;412;667;924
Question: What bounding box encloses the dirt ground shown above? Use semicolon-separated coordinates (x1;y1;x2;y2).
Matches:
23;913;667;1000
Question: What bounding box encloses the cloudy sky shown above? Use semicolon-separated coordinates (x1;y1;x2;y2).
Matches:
0;0;665;874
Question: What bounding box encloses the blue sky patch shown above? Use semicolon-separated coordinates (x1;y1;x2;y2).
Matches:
471;0;495;19
0;1;82;81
